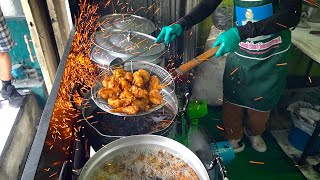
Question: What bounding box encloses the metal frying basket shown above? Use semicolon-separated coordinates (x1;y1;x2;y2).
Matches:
91;60;175;116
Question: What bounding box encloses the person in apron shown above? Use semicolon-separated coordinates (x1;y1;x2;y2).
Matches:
156;0;302;153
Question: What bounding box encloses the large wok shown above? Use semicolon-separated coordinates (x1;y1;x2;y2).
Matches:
78;135;211;180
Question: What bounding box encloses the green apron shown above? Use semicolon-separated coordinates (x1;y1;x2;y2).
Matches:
224;0;291;111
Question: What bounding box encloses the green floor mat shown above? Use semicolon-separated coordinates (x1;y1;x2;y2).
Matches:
199;106;306;180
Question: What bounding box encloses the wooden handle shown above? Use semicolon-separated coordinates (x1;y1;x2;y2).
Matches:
176;46;219;75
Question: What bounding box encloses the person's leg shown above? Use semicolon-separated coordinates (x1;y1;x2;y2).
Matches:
244;108;270;152
222;100;245;153
0;8;24;108
0;52;13;80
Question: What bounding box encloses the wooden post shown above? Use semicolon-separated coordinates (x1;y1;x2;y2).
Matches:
46;0;72;58
20;0;59;93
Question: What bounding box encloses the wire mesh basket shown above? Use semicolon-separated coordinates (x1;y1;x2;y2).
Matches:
91;60;175;116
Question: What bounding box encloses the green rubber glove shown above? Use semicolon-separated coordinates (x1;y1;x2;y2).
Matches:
212;27;241;58
155;24;183;44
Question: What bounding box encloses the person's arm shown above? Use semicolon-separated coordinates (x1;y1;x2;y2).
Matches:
176;0;223;30
237;0;302;40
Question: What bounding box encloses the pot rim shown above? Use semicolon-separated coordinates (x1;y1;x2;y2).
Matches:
78;135;210;180
91;29;165;58
98;13;156;34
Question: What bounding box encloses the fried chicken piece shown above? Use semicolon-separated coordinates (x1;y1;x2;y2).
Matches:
125;72;133;82
105;78;122;95
138;69;150;84
149;89;163;105
113;67;126;79
149;75;167;90
130;85;148;99
119;89;135;99
101;77;111;87
110;105;139;115
98;88;117;100
132;71;144;87
107;98;124;109
131;98;149;111
119;77;131;90
119;89;135;106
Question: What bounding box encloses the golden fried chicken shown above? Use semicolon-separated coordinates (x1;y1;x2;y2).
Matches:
119;77;131;90
138;69;150;84
130;85;148;99
119;89;135;106
98;88;117;100
108;98;124;109
119;89;135;99
132;71;144;87
149;75;166;90
98;68;165;115
125;72;133;82
110;105;139;115
102;77;110;87
113;67;126;79
149;89;163;105
131;98;149;111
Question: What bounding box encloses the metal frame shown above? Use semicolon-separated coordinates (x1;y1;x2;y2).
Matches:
21;28;75;180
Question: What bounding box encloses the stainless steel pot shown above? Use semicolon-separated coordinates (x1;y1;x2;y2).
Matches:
97;14;156;35
78;135;210;180
91;30;165;59
89;45;164;70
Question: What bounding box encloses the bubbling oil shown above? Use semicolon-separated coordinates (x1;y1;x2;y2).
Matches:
89;149;200;180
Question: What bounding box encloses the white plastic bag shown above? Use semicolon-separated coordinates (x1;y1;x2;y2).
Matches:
288;101;320;136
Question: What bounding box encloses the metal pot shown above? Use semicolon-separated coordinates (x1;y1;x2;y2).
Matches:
70;83;178;151
89;45;165;70
91;29;165;59
97;14;156;35
78;135;210;180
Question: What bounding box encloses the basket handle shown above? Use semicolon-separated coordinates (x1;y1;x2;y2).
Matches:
175;46;219;75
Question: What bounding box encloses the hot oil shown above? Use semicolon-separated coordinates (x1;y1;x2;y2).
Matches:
89;149;199;180
87;103;175;136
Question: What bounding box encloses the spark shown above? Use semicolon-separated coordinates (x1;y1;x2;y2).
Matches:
254;97;263;101
207;37;216;41
218;98;223;102
308;77;312;84
151;8;160;18
230;68;239;75
276;23;287;29
44;168;51;172
145;2;155;13
49;172;57;178
216;125;224;131
249;161;265;165
276;63;287;66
